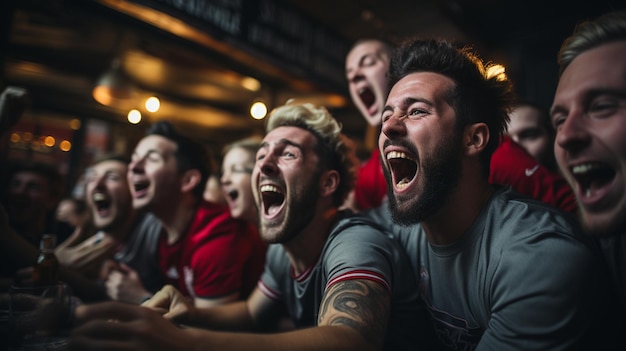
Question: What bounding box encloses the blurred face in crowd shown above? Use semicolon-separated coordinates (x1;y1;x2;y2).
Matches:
85;160;133;231
252;126;321;243
7;171;56;225
203;175;226;205
128;135;182;213
346;40;391;127
552;41;626;236
508;105;554;168
221;146;257;224
379;72;462;225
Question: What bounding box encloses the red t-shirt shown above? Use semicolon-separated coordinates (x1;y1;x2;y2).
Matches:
354;148;388;211
158;200;267;299
489;137;577;213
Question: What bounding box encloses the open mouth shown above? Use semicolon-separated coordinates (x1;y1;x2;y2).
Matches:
132;179;150;197
386;151;417;190
358;86;375;110
227;189;239;201
93;192;112;215
260;184;285;216
571;162;616;197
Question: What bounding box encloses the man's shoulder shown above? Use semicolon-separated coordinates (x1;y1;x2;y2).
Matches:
489;186;579;230
331;210;391;238
484;186;590;253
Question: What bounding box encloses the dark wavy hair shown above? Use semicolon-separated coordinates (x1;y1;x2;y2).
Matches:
388;38;516;177
146;121;210;200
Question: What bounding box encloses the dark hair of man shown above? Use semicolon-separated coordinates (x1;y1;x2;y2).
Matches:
388;38;515;177
146;120;210;200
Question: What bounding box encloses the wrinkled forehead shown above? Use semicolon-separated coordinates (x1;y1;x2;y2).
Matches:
509;106;544;126
261;126;317;150
346;41;389;65
91;159;128;175
134;134;177;156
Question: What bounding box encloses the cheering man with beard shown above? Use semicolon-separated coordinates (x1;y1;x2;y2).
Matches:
69;102;435;351
376;38;615;349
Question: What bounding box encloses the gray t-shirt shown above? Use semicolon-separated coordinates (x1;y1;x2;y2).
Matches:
382;186;611;350
599;234;626;310
259;211;435;351
113;212;165;294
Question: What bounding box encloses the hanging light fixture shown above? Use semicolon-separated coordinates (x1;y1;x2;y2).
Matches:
92;59;134;107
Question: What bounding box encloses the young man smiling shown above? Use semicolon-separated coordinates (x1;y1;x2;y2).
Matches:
376;38;614;349
551;11;626;322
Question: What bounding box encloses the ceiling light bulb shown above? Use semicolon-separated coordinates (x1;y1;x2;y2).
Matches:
250;101;267;120
145;96;160;112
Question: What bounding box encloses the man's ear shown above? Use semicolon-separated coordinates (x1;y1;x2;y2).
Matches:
464;123;489;156
319;170;340;198
181;169;202;193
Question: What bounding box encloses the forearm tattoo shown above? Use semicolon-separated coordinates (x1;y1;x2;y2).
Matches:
318;279;389;346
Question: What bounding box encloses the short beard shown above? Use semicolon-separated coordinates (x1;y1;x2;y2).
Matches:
386;137;462;226
261;169;322;244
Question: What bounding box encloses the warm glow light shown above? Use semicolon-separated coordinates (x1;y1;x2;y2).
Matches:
145;96;160;112
10;133;20;143
59;140;71;152
23;132;33;142
70;119;81;130
92;59;134;106
128;109;142;124
250;101;267;120
44;136;55;147
486;64;507;81
241;77;261;92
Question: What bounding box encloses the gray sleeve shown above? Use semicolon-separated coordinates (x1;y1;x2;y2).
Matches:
478;231;606;351
322;223;395;292
258;244;286;300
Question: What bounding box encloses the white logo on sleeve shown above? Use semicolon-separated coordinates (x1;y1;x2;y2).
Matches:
525;164;540;177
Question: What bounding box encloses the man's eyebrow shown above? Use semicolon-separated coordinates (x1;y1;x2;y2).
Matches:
383;97;433;114
259;138;303;150
133;149;162;158
550;88;626;117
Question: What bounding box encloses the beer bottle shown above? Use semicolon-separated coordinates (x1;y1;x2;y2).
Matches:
32;234;60;285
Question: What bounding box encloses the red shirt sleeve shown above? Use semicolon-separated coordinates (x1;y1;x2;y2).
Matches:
354;149;388;210
489;137;577;213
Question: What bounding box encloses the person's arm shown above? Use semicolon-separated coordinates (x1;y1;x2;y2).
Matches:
194;290;240;308
144;285;272;332
71;278;389;351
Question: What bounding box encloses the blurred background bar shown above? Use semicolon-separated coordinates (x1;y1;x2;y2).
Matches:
1;0;622;190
